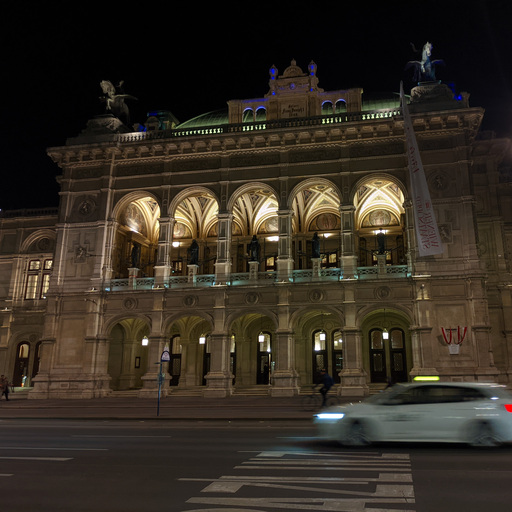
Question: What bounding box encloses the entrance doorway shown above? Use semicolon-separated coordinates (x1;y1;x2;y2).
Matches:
169;335;182;386
369;328;408;383
256;332;271;385
13;342;30;387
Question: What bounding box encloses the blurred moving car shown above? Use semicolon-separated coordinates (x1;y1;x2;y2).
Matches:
314;382;512;447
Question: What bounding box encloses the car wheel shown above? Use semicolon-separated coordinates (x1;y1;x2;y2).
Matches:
343;421;371;447
469;422;501;448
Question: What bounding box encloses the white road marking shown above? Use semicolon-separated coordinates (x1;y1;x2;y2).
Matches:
182;450;416;511
187;496;416;511
0;456;73;461
71;435;172;438
0;446;107;451
0;473;13;477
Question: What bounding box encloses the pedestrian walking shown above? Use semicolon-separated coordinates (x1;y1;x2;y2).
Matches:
319;369;333;407
1;374;10;401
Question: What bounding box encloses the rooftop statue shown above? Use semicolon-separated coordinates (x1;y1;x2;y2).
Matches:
99;80;137;127
405;42;444;83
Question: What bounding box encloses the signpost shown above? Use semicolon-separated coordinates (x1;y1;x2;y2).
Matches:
157;347;170;417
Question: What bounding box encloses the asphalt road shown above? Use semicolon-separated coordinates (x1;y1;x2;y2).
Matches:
0;419;511;512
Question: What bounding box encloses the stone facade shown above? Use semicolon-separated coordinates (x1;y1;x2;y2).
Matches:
1;60;511;399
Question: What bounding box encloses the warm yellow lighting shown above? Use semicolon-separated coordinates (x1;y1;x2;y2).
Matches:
199;335;206;345
319;331;326;342
266;236;279;242
141;335;149;346
258;332;265;343
382;329;389;340
172;241;180;248
413;375;440;381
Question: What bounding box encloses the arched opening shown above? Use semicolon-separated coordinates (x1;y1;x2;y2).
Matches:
228;313;275;387
290;181;341;270
295;308;342;385
230;186;279;273
171;191;219;275
354;178;406;267
242;108;254;123
255;107;266;121
335;100;347;114
321;101;333;115
13;342;30;387
113;196;161;278
363;309;412;385
107;318;149;391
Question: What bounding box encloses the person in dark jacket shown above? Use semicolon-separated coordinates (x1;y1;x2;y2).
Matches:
319;369;334;406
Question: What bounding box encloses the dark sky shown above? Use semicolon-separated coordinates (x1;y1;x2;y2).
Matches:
1;1;511;211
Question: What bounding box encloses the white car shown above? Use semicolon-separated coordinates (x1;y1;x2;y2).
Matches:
314;382;512;447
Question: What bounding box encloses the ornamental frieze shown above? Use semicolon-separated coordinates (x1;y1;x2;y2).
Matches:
289;147;341;163
229;153;280;168
116;162;166;176
174;157;222;172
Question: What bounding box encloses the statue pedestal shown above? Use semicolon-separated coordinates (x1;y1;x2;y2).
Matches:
249;260;259;281
128;267;140;289
311;258;321;278
376;254;387;276
187;265;199;284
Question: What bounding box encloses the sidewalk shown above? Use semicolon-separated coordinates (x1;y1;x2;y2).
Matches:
0;394;359;421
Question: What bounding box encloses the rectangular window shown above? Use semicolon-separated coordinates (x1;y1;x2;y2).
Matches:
25;258;53;299
41;273;51;297
25;274;39;299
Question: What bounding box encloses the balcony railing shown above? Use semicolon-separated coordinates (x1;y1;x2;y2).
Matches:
117;108;402;144
106;264;409;291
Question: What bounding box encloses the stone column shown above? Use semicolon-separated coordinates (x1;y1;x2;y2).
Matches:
270;287;300;396
204;332;233;397
276;209;294;282
339;285;368;396
214;212;232;285
204;289;232;397
154;216;173;287
339;204;358;279
29;339;55;399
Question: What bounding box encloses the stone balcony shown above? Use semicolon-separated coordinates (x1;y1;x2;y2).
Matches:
106;265;409;292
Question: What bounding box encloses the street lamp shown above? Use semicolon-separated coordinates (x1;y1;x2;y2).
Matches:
142;335;149;346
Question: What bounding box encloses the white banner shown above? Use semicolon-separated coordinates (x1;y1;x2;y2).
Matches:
400;82;443;257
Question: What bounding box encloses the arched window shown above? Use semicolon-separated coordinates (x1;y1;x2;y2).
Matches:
321;101;333;115
335;100;347;114
255;107;266;121
242;109;254;123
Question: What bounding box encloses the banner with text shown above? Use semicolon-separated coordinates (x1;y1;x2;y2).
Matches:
400;82;443;257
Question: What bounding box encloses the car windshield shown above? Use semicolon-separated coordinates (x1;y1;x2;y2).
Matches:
364;385;405;404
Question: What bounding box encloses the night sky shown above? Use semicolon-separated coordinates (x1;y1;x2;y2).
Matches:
1;1;511;211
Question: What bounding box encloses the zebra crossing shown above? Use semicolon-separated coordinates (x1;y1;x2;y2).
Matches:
180;449;416;511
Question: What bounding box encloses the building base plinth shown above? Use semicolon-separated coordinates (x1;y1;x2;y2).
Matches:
203;372;234;398
270;371;300;397
339;369;369;397
29;374;111;399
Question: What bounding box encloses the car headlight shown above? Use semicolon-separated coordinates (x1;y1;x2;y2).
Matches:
315;412;345;420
